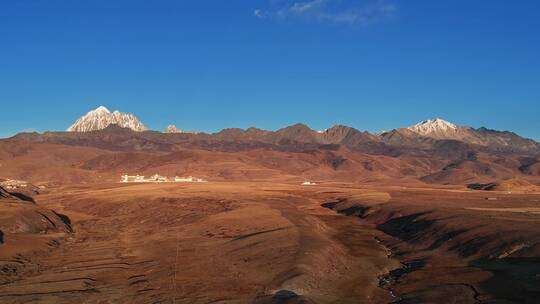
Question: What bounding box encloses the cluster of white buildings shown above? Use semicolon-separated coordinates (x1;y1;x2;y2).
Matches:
0;179;33;190
120;174;207;183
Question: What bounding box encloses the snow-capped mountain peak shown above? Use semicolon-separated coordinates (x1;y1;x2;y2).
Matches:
67;106;146;132
408;118;458;136
94;106;110;114
164;125;183;134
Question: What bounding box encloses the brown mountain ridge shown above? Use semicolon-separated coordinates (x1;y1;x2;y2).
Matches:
2;118;540;187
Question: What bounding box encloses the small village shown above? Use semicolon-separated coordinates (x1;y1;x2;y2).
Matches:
0;179;45;191
0;179;30;190
121;174;207;183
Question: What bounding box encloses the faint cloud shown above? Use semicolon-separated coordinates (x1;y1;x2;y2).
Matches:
254;0;397;25
290;0;327;13
254;9;265;19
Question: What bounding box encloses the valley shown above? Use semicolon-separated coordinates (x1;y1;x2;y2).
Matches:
3;0;539;301
1;182;538;303
1;109;540;303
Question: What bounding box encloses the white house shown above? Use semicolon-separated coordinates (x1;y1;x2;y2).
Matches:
174;176;206;183
120;174;206;183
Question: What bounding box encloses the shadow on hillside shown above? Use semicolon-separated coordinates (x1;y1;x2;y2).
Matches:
10;192;36;203
53;211;73;232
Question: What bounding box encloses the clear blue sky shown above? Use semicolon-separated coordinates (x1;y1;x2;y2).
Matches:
1;0;539;139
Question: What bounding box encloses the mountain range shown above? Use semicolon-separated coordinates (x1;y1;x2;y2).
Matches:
63;106;540;156
67;106;146;132
1;106;539;187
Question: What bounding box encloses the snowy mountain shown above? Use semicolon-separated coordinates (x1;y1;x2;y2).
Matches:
408;118;459;136
403;118;480;141
56;110;540;155
164;125;183;134
67;106;146;132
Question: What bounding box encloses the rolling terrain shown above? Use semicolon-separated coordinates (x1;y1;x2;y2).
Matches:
0;182;538;303
1;110;540;303
1;122;540;189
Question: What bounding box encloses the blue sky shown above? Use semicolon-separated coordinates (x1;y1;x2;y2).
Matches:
1;0;539;139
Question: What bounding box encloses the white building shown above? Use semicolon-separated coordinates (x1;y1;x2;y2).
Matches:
121;175;147;183
150;174;168;182
1;179;29;189
174;176;206;183
120;174;206;183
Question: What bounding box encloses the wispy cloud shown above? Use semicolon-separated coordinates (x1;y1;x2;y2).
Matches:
254;0;397;25
253;9;265;19
290;0;327;13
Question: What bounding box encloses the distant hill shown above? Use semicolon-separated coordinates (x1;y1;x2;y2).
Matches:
1;108;539;187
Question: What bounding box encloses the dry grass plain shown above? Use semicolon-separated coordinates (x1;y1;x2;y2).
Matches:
1;182;539;303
